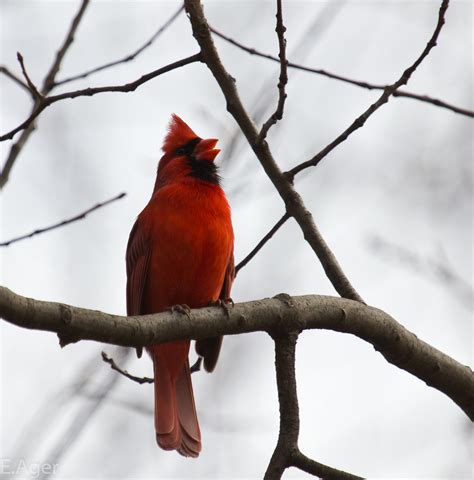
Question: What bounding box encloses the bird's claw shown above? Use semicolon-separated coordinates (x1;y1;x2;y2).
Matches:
170;304;192;319
208;298;234;318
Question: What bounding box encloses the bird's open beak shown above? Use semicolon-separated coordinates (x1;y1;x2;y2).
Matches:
194;138;220;161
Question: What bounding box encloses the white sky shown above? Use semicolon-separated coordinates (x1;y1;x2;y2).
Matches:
1;1;472;479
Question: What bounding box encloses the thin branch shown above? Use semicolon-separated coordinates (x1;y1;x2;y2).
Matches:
0;65;31;94
1;286;473;421
0;0;90;190
264;332;299;480
0;53;202;143
16;52;43;100
235;212;290;275
0;123;37;189
101;351;154;384
185;0;364;303
210;24;473;119
42;0;91;91
101;351;202;384
0;192;126;247
291;451;364;480
286;0;451;180
55;4;185;86
258;0;288;142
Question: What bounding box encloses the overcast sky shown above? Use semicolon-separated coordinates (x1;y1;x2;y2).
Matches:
1;1;472;479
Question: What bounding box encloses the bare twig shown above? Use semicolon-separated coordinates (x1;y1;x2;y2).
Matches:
210;23;473;119
42;0;91;91
0;192;126;247
185;0;364;303
0;65;31;94
291;451;364;480
235;212;290;275
0;53;202;143
101;351;154;384
101;351;202;384
0;0;90;190
258;0;288;142
16;52;43;100
55;4;185;86
1;286;473;421
286;0;451;180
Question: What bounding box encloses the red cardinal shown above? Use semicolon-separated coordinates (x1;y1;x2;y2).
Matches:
126;114;234;457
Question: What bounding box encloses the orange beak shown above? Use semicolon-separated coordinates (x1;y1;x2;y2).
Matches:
194;138;220;161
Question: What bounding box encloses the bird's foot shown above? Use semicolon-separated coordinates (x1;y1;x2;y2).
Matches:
170;304;192;319
208;298;234;318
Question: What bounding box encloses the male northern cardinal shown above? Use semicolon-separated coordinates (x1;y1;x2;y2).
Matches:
126;114;234;457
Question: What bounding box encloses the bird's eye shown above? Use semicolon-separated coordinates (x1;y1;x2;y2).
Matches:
176;147;187;156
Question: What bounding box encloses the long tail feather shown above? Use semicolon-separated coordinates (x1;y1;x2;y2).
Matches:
153;345;201;457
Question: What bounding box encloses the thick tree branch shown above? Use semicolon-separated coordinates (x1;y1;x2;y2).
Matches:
184;0;364;303
0;54;202;143
0;192;126;247
210;25;473;119
264;332;300;480
286;0;450;179
1;286;472;421
54;4;185;86
259;0;288;142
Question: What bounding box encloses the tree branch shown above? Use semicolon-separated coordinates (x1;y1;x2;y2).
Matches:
184;0;364;303
258;0;288;142
264;332;300;479
54;4;185;86
209;25;473;119
1;286;472;421
101;351;154;384
16;52;43;100
291;451;364;480
0;53;202;143
42;0;91;91
0;0;90;190
0;65;31;95
286;0;451;180
0;192;126;247
235;212;290;275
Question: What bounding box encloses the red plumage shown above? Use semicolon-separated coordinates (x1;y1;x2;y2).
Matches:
126;114;234;457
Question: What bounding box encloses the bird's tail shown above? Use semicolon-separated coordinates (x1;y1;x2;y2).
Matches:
153;343;201;457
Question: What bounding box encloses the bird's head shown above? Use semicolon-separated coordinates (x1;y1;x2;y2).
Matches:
155;114;221;188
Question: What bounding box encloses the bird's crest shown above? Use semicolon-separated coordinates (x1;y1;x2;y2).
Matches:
162;114;199;154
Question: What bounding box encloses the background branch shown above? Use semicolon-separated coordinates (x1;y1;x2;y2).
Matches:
0;54;202;143
210;25;473;118
235;212;290;275
287;0;450;179
54;4;185;86
259;0;288;141
0;65;31;94
0;192;126;247
0;0;90;190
